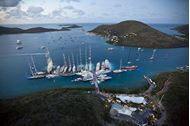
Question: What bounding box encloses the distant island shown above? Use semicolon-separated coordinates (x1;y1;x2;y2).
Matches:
0;26;70;35
172;24;189;40
89;20;188;48
58;24;82;28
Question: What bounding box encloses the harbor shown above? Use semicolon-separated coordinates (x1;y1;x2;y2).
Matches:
26;45;139;84
0;23;188;99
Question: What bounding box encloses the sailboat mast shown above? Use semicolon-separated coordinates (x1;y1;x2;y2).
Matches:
72;53;75;66
120;59;122;69
68;55;71;67
31;55;37;73
85;47;87;65
127;48;131;64
79;48;82;65
76;54;79;71
28;60;34;75
63;53;67;66
89;45;92;64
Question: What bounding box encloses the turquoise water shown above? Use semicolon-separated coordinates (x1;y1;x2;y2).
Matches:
0;23;188;98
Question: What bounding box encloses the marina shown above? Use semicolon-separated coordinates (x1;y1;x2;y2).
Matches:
0;23;188;98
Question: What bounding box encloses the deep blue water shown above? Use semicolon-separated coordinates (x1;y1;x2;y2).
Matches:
0;23;188;98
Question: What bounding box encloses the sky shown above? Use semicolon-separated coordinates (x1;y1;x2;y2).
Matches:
0;0;188;24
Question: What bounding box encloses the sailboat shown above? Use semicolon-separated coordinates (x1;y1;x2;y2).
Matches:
46;57;56;79
60;55;75;76
85;47;89;71
78;47;84;72
88;45;93;72
27;56;45;79
121;48;138;71
113;59;123;73
136;48;141;61
72;53;76;73
45;50;57;79
68;56;72;72
150;49;157;60
96;62;101;71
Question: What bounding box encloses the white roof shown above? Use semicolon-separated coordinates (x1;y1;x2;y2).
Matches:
116;95;147;105
112;103;137;116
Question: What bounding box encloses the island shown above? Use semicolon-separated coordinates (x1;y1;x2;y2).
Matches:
58;24;82;28
89;20;188;48
0;26;70;35
172;24;189;40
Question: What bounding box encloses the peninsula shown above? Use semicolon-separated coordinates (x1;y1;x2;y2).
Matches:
173;24;189;40
0;26;69;35
89;20;188;48
58;24;82;28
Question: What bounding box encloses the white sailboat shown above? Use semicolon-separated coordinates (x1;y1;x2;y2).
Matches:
27;56;45;79
136;48;141;61
101;61;105;70
47;57;53;73
113;59;123;73
85;47;89;71
88;45;93;72
46;52;57;79
96;62;101;71
72;53;76;73
16;40;22;45
68;56;72;72
150;49;157;60
78;47;84;72
104;59;110;70
121;48;138;71
62;53;67;73
76;54;79;72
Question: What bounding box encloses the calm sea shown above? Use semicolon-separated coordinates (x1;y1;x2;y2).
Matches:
0;23;188;98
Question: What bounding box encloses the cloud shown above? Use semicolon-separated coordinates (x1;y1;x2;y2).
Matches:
27;6;44;14
72;9;84;16
7;7;27;18
0;0;22;7
114;4;122;8
64;5;74;10
63;5;85;16
51;8;65;18
60;0;80;3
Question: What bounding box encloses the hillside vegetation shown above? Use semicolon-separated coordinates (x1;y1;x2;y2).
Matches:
90;20;188;48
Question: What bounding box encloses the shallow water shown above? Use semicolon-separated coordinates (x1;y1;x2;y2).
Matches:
0;23;188;98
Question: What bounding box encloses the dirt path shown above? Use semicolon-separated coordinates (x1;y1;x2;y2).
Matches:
143;75;173;126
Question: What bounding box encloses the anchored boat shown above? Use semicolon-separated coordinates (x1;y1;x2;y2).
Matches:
27;55;46;79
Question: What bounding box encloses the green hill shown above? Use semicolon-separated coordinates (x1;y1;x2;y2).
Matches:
0;89;136;126
154;71;189;126
89;20;188;48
